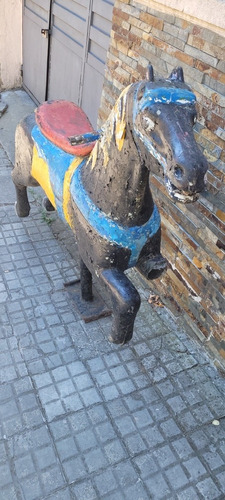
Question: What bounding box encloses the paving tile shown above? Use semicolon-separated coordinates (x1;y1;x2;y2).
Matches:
196;477;221;499
41;465;65;496
217;470;225;493
104;439;127;464
76;428;97;451
19;474;43;500
133;452;159;478
47;487;72;500
183;456;207;481
171;437;194;460
71;480;98;500
165;463;189;489
146;472;172;499
0;462;13;487
177;486;200;499
153;444;177;468
95;420;117;443
115;415;137;436
132;408;153;429
56;435;78;461
203;450;225;470
124;432;147;456
114;460;140;487
94;469;118;496
124;481;149;500
84;448;107;473
143;424;164;449
62;456;87;482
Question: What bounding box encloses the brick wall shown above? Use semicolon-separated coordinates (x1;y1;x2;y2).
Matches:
99;0;225;362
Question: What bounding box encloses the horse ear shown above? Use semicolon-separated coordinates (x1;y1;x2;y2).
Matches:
169;67;184;82
146;63;154;82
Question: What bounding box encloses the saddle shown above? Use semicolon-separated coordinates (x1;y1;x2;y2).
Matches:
35;100;98;156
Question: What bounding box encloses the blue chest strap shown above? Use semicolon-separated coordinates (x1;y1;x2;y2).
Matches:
70;166;161;268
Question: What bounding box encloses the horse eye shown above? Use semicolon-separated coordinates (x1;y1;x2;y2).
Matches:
142;116;155;131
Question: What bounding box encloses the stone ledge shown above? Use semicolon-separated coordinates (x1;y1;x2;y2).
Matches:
134;0;225;35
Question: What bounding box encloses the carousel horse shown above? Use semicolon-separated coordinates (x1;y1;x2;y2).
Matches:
12;65;208;344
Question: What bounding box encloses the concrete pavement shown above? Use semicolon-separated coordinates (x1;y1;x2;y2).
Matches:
0;89;225;499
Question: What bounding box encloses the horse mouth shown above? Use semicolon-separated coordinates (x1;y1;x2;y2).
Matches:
165;177;198;203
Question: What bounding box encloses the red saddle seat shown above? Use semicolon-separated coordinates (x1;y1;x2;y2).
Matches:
35;100;97;156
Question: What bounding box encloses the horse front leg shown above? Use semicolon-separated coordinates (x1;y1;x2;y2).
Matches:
100;268;141;344
80;259;93;301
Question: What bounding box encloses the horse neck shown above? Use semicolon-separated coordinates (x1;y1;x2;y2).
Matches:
82;89;154;227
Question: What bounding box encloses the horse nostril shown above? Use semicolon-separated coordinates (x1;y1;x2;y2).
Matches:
174;166;184;180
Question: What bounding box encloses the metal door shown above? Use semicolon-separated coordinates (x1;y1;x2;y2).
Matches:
80;0;114;126
47;0;113;127
23;0;51;103
23;0;113;126
46;0;87;110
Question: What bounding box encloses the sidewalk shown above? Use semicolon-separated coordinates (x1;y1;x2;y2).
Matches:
0;89;225;500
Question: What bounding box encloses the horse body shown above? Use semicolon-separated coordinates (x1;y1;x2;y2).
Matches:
12;66;208;344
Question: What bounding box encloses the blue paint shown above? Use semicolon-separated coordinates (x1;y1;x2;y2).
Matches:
70;165;161;267
32;126;75;219
139;87;196;111
134;128;167;170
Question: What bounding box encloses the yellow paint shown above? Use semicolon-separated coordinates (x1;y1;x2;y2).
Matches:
31;146;56;208
115;85;131;151
102;141;110;167
63;156;83;227
88;84;132;170
101;113;114;167
88;141;98;171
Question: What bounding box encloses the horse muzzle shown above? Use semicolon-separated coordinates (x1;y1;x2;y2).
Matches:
165;158;208;203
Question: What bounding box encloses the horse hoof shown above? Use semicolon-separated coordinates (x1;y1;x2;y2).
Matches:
108;334;131;345
108;335;124;345
42;197;55;212
14;201;30;218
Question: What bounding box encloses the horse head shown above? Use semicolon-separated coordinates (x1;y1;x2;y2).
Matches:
132;65;208;202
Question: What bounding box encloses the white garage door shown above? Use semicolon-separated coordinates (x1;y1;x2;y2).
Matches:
23;0;113;126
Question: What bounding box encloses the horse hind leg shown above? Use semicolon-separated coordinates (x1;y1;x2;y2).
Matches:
13;182;31;218
42;197;56;212
100;268;140;344
12;114;36;217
